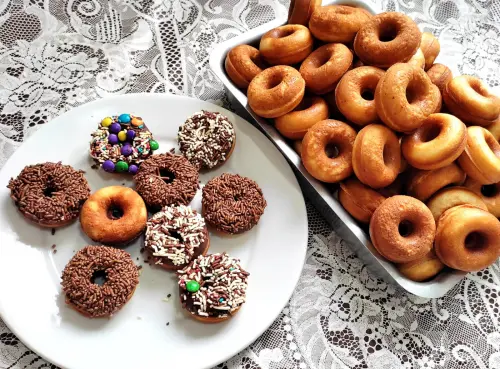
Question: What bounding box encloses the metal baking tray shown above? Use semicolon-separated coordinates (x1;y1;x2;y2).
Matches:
209;0;465;297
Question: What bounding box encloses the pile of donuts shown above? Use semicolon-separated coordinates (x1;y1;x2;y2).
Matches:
224;0;500;281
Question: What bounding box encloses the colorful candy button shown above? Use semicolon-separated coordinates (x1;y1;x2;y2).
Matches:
126;130;136;141
121;144;133;156
118;131;127;142
118;113;131;124
115;161;129;173
150;140;159;150
128;164;138;174
101;117;113;127
108;134;119;145
109;123;121;134
186;280;200;293
131;117;143;127
102;160;115;172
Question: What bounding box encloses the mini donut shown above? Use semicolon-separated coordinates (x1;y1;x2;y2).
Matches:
80;186;147;246
259;24;313;65
401;113;467;170
352;124;401;189
299;43;353;95
465;177;500;218
420;32;440;70
406;163;466;201
427;187;488;221
301;119;357;183
335;66;384;126
458;126;500;184
408;48;425;69
486;117;500;141
354;12;421;68
435;205;500;272
309;5;372;43
369;195;435;263
224;45;265;89
178;111;235;170
7;162;90;228
178;253;249;323
202;173;267;234
426;63;452;93
248;66;305;118
375;63;441;132
397;250;445;282
443;75;500;126
288;0;321;25
135;153;199;211
145;205;210;270
61;245;139;318
275;96;329;139
339;179;386;223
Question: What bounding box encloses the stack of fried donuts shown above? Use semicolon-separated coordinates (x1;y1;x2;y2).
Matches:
224;1;500;282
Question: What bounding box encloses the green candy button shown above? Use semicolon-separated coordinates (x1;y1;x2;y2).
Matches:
186;280;200;293
115;161;129;172
150;140;159;150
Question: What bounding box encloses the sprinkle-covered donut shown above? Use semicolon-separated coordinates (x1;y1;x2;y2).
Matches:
178;252;249;323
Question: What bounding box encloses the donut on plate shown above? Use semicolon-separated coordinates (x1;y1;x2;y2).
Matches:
288;0;321;25
426;63;452;93
420;32;440;70
486;117;500;141
408;48;425;69
465;177;500;218
224;45;265;89
339;179;386;223
369;195;435;263
7;162;90;228
435;205;500;272
427;186;487;222
406;163;466;201
397;250;444;282
259;24;313;65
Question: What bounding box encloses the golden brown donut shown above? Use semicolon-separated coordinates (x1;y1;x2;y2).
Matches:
301;119;357;183
486;116;500;141
401;113;467;170
335;66;385;126
406;163;466;201
427;187;488;221
420;32;440;70
408;48;425;69
224;45;265;89
309;5;372;43
369;195;435;263
397;250;445;282
288;0;321;25
465;177;500;218
458;126;500;184
275;96;329;139
443;75;500;126
299;43;353;94
248;66;305;118
259;24;313;65
435;205;500;272
352;124;401;188
353;12;421;68
426;63;452;93
339;178;386;223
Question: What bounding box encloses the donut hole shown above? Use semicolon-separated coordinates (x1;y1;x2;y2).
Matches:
107;204;124;220
464;231;488;251
398;220;414;237
168;230;183;243
378;21;399;42
43;185;56;198
233;193;243;202
421;124;441;142
382;145;392;165
265;73;284;89
325;143;340;159
159;168;175;184
361;89;375;101
405;81;425;105
272;27;296;39
481;184;498;198
91;270;107;286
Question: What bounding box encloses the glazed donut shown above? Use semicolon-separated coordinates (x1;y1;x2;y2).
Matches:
443;75;500;126
80;186;147;246
426;63;452;93
224;45;265;89
369;195;435;263
397;250;445;282
408;48;425;69
401;113;467;170
178;253;249;323
301;120;357;183
248;66;305;118
309;5;372;43
7;162;90;228
275;96;329;139
61;245;139;318
458;126;500;184
335;66;384;126
435;205;500;272
487;117;500;141
375;63;441;132
353;12;421;68
288;0;321;25
427;187;487;221
352;124;401;189
420;32;440;70
299;43;353;95
406;163;466;201
259;24;313;65
339;179;386;223
465;177;500;218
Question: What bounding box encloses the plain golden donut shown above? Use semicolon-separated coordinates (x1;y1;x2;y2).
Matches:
309;5;372;43
299;43;353;94
487;117;500;141
420;32;440;70
224;45;265;89
435;205;500;272
458;126;500;184
339;178;386;223
288;0;321;25
275;96;329;139
353;12;421;68
426;63;452;93
301;119;357;183
408;48;425;69
465;177;500;218
427;187;487;221
248;66;305;118
335;66;385;126
369;195;435;263
259;24;313;65
352;124;401;189
375;63;441;132
397;250;445;282
401;113;467;170
443;75;500;126
407;163;466;201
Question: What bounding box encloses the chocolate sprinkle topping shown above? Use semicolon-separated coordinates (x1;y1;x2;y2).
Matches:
61;245;139;318
202;173;266;234
7;162;90;226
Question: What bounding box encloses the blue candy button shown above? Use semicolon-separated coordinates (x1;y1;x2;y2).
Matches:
118;113;131;124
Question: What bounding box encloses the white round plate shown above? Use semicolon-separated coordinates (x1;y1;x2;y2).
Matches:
0;94;307;369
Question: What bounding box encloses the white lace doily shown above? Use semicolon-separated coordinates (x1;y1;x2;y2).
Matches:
1;1;500;368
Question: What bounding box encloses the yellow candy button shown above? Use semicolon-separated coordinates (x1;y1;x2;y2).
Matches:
118;131;127;141
101;117;113;127
131;117;143;127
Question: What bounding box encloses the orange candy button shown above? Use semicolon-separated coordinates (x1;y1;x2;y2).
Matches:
131;117;143;127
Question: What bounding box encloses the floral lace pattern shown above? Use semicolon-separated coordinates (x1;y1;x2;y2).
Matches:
1;0;500;368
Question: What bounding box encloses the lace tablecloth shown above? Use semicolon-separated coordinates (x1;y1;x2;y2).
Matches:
1;0;500;368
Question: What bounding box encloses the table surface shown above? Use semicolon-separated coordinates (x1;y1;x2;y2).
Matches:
1;0;500;368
